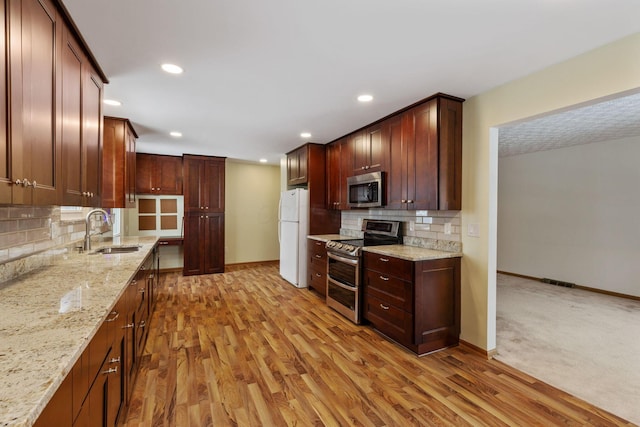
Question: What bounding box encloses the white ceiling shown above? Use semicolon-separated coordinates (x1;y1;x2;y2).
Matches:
499;91;640;157
62;1;640;164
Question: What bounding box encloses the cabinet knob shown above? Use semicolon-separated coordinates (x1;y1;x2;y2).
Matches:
401;199;406;203
380;304;390;310
22;179;31;187
139;320;146;328
365;165;370;170
139;288;145;293
90;192;94;197
361;166;366;170
13;179;22;186
407;199;414;203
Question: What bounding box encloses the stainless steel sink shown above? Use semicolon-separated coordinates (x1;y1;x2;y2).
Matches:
93;245;141;254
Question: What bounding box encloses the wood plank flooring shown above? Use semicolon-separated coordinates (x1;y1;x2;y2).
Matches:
122;263;632;426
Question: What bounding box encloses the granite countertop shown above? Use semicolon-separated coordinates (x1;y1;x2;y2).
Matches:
0;236;158;427
363;244;462;261
307;234;353;242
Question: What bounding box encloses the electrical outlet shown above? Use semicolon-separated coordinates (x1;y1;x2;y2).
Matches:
409;221;415;232
467;223;480;237
444;223;452;235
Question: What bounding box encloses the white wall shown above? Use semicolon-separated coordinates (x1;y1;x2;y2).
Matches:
461;32;640;352
497;136;640;297
225;160;281;264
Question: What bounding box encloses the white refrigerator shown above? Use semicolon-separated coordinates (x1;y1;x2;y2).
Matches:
279;188;309;288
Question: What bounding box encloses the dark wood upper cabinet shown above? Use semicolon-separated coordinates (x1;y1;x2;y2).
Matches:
102;117;137;208
183;154;225;213
286;145;308;187
387;95;463;211
351;124;386;175
0;0;107;206
61;26;103;207
326;137;351;211
7;0;61;206
136;153;183;195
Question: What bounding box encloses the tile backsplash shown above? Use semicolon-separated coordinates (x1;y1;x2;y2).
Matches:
340;209;462;252
0;206;109;281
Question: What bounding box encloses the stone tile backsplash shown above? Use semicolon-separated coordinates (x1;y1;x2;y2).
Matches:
340;209;462;252
0;206;88;281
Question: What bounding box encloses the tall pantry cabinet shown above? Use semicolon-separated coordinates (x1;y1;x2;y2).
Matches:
183;155;226;276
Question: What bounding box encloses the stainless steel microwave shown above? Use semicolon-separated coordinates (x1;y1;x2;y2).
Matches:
347;171;384;208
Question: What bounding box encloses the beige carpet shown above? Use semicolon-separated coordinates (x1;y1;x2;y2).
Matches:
495;273;640;425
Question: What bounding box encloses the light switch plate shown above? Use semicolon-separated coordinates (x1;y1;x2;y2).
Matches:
467;223;480;237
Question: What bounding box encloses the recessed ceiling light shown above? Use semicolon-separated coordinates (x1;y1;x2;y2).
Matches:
161;63;183;74
357;94;373;102
103;99;121;106
300;132;312;138
170;131;182;137
259;158;268;163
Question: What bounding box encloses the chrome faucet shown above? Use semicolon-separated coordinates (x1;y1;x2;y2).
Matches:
84;208;112;251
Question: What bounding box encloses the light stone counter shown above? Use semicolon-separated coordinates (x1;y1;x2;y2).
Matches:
363;244;462;261
0;236;158;427
307;234;352;243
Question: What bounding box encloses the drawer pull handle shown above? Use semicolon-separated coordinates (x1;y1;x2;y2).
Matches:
380;304;390;310
139;320;146;328
109;357;121;364
102;367;118;375
122;323;134;329
379;257;389;262
315;242;321;246
314;255;322;259
106;311;119;322
139;288;145;293
379;275;389;281
315;273;322;277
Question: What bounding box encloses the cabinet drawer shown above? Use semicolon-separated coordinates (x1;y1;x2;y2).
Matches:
308;266;327;296
364;252;412;281
363;294;412;345
309;239;327;257
364;269;412;312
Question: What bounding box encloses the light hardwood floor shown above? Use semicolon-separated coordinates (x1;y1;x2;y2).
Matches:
122;263;631;426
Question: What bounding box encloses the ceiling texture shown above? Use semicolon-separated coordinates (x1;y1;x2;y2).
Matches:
62;0;640;164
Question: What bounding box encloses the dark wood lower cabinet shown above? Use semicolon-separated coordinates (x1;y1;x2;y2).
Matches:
35;247;158;427
363;252;461;356
183;213;225;276
307;238;328;297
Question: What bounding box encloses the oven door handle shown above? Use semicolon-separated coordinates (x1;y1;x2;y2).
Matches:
327;252;359;265
328;277;358;291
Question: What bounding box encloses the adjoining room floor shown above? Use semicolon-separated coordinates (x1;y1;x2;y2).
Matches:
496;273;640;425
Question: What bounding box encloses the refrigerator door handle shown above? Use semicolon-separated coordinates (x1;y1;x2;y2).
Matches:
278;198;282;243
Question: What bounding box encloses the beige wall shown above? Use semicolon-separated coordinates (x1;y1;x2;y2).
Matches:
225;160;281;264
461;33;640;351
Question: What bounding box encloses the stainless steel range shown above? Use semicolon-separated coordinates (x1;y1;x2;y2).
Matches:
325;219;402;323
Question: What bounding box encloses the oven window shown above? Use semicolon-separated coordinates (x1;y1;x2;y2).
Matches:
328;282;356;310
328;258;357;287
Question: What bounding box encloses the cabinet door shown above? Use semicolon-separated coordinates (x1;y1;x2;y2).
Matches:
183;213;203;275
287;146;307;186
385;114;407;209
135;153;154;194
33;372;72;427
350;131;367;175
156;155;183;194
203;158;225;212
408;100;439;210
60;27;83;206
326;140;341;209
13;0;61;205
0;0;11;203
183;156;203;212
366;124;385;172
437;97;463;210
83;68;102;206
203;213;224;274
125;128;136;207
